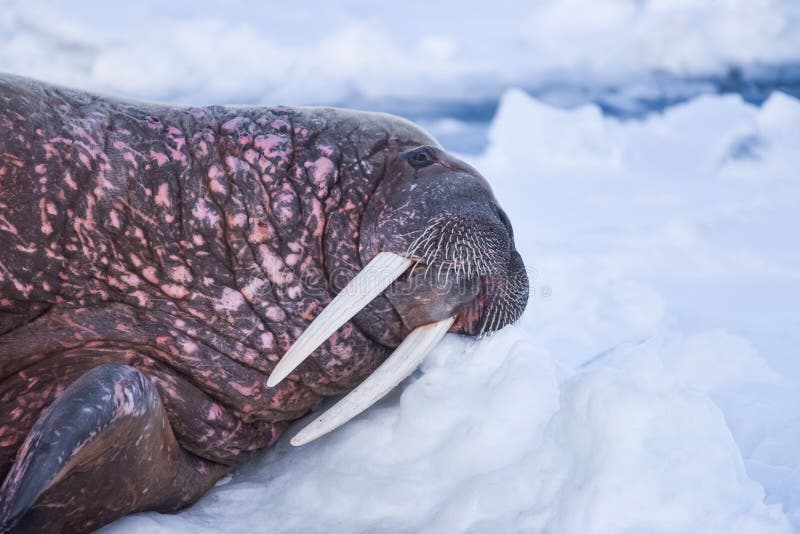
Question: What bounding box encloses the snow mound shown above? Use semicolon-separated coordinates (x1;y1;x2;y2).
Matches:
103;90;800;532
105;332;787;534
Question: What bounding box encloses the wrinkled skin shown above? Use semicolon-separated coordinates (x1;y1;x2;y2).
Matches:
0;74;527;532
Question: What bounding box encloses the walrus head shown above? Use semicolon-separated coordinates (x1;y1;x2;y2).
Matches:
269;138;528;445
359;144;528;337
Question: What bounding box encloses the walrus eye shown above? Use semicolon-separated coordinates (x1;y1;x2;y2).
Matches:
404;146;436;169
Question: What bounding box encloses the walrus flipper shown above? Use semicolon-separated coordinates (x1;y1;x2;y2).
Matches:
0;364;229;534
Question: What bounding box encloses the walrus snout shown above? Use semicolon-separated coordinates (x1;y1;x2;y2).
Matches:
450;248;529;336
383;210;528;334
358;143;529;336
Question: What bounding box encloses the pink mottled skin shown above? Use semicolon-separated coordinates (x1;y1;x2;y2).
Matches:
0;74;435;466
0;73;443;532
0;74;528;532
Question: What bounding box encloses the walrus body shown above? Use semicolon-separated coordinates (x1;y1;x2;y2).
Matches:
0;74;527;532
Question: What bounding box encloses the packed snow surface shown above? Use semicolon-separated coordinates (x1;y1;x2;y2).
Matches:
98;90;800;533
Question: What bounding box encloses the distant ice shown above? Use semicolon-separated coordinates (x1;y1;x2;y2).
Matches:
102;89;800;533
1;0;799;125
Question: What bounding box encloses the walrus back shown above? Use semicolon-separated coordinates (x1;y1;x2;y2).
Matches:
1;75;107;313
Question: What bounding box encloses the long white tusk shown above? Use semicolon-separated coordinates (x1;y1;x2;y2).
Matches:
266;252;413;387
290;316;454;446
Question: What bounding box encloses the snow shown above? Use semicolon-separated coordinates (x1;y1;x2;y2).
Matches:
2;1;800;532
106;332;788;533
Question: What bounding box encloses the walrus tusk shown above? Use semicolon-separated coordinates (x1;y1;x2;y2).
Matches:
266;252;413;387
290;316;454;446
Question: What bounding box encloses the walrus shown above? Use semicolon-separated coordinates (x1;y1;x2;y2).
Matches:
0;73;528;533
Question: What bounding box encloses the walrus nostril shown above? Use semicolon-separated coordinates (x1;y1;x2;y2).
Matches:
495;206;513;236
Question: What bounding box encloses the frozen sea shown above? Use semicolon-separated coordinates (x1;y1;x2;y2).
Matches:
1;1;799;532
